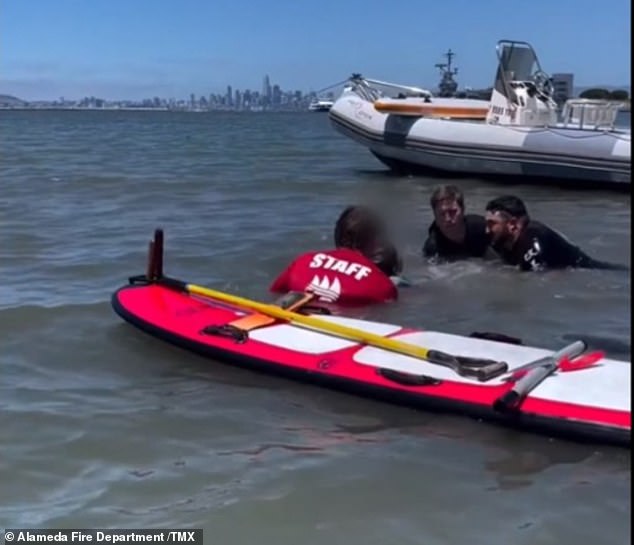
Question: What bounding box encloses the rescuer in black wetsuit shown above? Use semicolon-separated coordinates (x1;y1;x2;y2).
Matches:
484;195;628;272
422;185;490;260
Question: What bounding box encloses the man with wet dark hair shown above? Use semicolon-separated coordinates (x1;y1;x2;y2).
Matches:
422;184;490;260
270;205;402;305
484;195;627;271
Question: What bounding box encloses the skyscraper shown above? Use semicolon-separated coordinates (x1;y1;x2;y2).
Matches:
263;75;272;104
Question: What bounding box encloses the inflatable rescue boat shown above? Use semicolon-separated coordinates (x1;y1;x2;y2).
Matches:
328;40;630;188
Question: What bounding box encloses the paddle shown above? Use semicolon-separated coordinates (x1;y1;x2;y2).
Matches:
505;348;604;382
146;229;508;381
209;291;317;334
161;274;509;379
493;340;591;412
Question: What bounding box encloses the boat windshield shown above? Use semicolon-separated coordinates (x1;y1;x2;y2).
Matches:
496;40;542;81
492;40;546;98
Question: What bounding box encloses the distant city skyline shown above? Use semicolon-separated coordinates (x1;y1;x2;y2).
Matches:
3;75;631;110
2;70;347;104
3;70;631;104
1;0;630;102
3;73;630;108
0;74;340;110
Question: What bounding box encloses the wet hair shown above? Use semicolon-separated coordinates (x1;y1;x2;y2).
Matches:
485;195;529;219
430;185;465;211
369;240;403;277
334;205;386;254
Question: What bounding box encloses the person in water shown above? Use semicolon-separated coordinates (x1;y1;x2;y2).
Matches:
270;205;402;305
484;195;627;271
422;185;490;260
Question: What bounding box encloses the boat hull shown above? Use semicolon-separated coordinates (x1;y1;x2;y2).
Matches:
112;281;631;447
329;93;631;188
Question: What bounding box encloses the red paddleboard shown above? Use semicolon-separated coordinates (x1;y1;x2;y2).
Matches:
112;278;631;447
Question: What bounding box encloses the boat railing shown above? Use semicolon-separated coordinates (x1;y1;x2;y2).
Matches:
560;99;623;130
348;79;382;102
347;75;432;102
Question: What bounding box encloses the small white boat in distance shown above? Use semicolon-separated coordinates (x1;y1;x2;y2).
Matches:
329;40;630;189
309;99;334;112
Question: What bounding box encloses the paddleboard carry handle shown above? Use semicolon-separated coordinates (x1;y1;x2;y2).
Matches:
201;324;249;343
378;368;442;387
470;331;523;345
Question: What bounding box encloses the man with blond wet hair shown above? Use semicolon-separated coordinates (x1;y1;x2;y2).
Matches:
422;185;489;260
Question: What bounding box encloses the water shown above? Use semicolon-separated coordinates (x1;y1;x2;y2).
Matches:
1;110;630;543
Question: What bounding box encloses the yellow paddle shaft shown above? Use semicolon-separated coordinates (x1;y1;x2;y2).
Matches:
184;282;434;361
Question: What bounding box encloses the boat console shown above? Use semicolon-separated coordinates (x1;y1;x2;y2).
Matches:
486;40;558;127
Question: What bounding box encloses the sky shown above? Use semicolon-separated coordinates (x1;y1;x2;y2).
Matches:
1;0;631;101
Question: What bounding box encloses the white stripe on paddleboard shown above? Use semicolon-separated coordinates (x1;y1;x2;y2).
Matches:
248;315;402;354
353;331;630;412
353;331;548;385
247;315;630;414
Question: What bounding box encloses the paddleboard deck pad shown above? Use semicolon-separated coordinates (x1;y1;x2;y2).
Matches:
112;276;630;447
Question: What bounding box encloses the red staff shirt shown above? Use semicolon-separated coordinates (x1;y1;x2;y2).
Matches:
270;248;398;306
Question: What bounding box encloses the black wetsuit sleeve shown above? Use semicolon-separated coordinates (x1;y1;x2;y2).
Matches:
464;215;490;258
513;222;569;271
516;222;628;271
576;255;630;271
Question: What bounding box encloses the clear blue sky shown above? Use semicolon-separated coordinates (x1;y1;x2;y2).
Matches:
1;0;630;101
